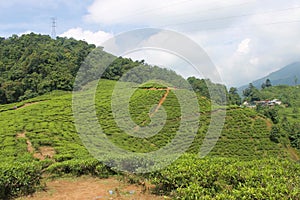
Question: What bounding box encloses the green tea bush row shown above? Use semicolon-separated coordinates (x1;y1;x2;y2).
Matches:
150;154;300;199
0;162;42;199
45;158;114;178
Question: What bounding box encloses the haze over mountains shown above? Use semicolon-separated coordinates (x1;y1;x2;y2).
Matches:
239;62;300;93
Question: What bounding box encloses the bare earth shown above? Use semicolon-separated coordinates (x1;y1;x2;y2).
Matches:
15;102;40;110
16;131;55;160
17;176;165;200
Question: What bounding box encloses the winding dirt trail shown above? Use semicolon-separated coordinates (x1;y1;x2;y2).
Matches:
134;87;171;131
14;102;41;110
16;131;55;160
149;87;170;117
16;132;34;153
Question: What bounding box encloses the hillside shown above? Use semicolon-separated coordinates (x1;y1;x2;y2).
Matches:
1;34;299;199
239;62;300;92
1;79;299;199
0;79;290;163
259;85;300;151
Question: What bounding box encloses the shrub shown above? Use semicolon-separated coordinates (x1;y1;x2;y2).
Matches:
45;159;114;178
0;162;42;199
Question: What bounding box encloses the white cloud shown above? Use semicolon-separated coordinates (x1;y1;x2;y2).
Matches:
237;38;251;54
250;57;259;65
59;27;113;46
84;0;256;27
81;0;300;87
3;0;300;87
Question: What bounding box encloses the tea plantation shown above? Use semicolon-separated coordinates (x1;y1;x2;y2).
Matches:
0;79;299;199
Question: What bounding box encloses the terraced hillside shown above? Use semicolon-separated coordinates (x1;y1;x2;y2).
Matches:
1;79;299;199
0;79;292;164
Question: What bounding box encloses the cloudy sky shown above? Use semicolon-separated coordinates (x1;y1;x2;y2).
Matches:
1;0;300;87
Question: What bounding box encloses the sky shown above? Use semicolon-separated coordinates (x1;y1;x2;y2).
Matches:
0;0;300;87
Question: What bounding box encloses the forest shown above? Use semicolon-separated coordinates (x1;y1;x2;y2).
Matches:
0;33;232;105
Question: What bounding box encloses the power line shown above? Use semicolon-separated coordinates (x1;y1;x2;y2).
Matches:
156;1;254;24
160;5;300;27
103;1;300;32
177;19;300;32
110;0;252;25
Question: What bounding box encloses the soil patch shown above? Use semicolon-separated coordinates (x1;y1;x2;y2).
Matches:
34;146;56;160
149;87;170;117
16;131;55;160
265;119;272;131
17;176;165;200
287;147;300;161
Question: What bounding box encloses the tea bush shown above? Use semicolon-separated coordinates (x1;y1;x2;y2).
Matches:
0;162;42;199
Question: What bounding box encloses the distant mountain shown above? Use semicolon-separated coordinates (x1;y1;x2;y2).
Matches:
239;62;300;93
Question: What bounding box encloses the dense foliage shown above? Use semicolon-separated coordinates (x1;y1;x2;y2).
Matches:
0;33;95;103
150;154;300;199
0;33;190;104
187;76;228;105
259;85;300;150
0;162;42;199
243;83;262;102
228;87;241;105
242;82;300;151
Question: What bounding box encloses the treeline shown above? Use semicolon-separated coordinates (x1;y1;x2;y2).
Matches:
75;47;188;90
242;79;291;105
0;33;237;105
187;76;241;105
0;33;190;104
0;33;95;103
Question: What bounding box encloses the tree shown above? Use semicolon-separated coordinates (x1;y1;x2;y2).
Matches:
187;77;210;99
0;87;6;104
243;83;262;102
228;87;241;105
270;125;280;143
257;106;279;124
294;76;298;86
242;83;252;98
289;123;300;149
265;79;272;87
0;33;95;104
187;77;228;105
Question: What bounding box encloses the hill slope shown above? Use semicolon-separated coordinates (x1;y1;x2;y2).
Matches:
239;62;300;92
1;79;299;199
0;79;291;164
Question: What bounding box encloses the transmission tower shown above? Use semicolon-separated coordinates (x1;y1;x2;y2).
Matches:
51;17;56;39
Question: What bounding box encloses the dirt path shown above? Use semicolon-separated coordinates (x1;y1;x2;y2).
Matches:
16;132;34;153
17;176;165;200
287;147;300;161
16;131;55;160
149;87;170;117
134;88;171;130
14;102;41;110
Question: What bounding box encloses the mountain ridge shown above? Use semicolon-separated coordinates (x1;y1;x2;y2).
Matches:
239;62;300;93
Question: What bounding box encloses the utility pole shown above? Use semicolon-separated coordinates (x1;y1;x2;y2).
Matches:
51;17;56;39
